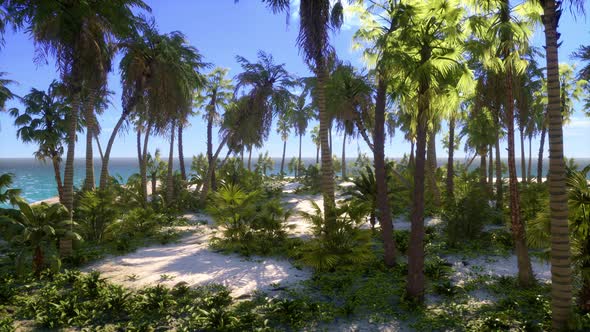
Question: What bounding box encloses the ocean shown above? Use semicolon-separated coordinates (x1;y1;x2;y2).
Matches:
1;157;589;205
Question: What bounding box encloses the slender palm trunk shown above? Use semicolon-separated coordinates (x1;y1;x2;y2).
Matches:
166;122;176;205
178;125;186;181
298;133;303;178
95;132;104;163
537;124;547;183
374;78;396;267
480;151;487;188
543;1;573;327
527;135;533;182
83;95;96;191
100;109;130;188
488;145;494;186
408;58;429;300
520;127;526;184
280;140;287;176
341;131;347;179
141;125;150;204
506;67;534;287
495;126;503;210
427;131;441;208
317;61;336;233
200;136;228;204
63;91;80;219
247;147;252;171
500;0;533;288
446;117;455;203
315;145;319;165
207;112;214;188
51;155;64;203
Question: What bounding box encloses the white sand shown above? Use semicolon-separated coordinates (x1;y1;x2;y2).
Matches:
84;224;311;298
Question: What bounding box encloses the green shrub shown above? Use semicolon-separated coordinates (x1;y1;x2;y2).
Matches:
293;201;375;271
207;183;293;256
76;189;120;242
443;184;498;248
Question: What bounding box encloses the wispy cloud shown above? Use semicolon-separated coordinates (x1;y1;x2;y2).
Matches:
566;117;590;129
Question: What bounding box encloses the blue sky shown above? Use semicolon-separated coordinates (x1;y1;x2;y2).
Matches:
0;0;589;160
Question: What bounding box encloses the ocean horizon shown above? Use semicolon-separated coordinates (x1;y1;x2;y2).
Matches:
1;157;589;205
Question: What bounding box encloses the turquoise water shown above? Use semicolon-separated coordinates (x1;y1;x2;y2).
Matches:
1;157;588;205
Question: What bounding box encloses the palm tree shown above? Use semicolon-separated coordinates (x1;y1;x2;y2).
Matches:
146;149;167;198
310;125;320;165
0;200;79;275
0;173;21;206
368;0;468;298
9;81;69;202
327;63;374;180
290;91;313;178
0;72;14;115
259;0;345;232
537;0;586;326
195;67;234;189
8;0;150;218
276;111;291;176
234;51;295;144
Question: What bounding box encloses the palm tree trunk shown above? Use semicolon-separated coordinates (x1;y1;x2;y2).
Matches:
506;67;534;287
480;151;487;188
141;124;150;204
520;127;526;184
95;132;104;163
543;1;573;327
316;146;320;165
63;91;80;219
488;145;494;186
166;122;176;205
495;127;503;210
537;124;547;183
178;125;186;181
446;116;455;203
298;133;303;178
247;147;252;171
527;135;533;182
280;140;287;176
151;173;157;198
317;61;337;233
374;78;396;267
207;112;214;186
51;155;64;203
200;136;228;204
356;120;375;151
426;131;441;208
83;96;96;191
100;108;130;188
341;131;347;179
409;140;415;167
408;82;428;301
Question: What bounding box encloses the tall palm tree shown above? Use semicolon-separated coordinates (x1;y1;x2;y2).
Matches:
327;63;374;179
369;0;468;298
234;51;295;144
310;125;320;165
259;0;344;231
290;91;313;178
277;111;291;176
8;0;150;218
195;67;234;189
10;81;69;202
538;0;586;326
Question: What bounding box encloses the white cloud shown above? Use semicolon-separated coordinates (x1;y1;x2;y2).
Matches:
566;118;590;129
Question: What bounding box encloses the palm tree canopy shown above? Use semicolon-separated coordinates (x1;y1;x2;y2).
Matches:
9;80;70;161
